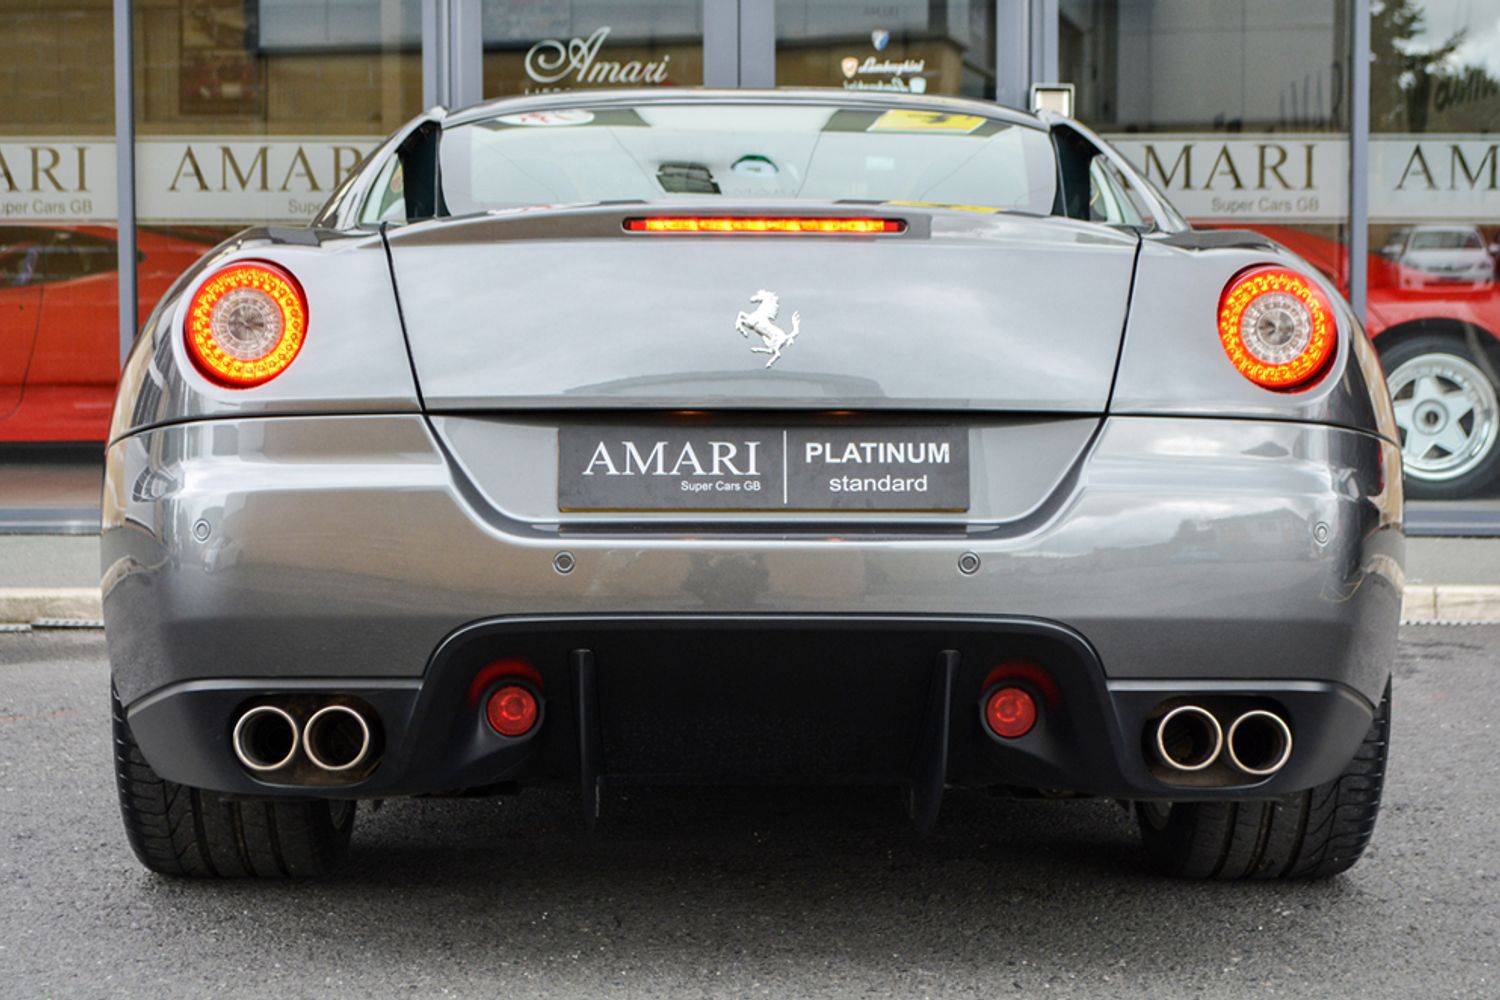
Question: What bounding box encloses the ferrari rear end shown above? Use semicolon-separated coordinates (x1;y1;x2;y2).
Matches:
102;91;1402;880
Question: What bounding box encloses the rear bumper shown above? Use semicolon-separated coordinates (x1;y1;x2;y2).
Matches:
125;614;1377;801
103;412;1402;797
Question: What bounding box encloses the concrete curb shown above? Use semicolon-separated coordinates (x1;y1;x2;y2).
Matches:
0;588;103;624
1400;584;1500;622
3;585;1500;626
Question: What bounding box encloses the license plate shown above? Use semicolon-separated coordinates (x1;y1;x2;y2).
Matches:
559;426;969;511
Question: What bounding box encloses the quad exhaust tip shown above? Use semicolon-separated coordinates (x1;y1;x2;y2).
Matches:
303;705;373;773
1154;705;1224;772
1226;710;1294;776
232;705;300;772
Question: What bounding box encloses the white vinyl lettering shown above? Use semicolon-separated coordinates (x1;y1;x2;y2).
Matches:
802;441;954;464
523;27;672;89
743;441;761;477
622;441;667;476
670;443;707;476
582;442;619;476
709;441;749;476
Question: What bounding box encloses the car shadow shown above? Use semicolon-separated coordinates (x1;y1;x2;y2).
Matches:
136;783;1374;983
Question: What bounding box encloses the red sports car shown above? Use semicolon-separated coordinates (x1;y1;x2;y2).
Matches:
0;225;211;442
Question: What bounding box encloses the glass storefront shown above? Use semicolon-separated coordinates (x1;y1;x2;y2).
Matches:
481;1;703;98
132;0;424;438
1063;0;1355;299
1;1;118;445
1065;0;1500;517
1;0;421;451
3;0;1499;531
1364;0;1500;502
775;0;997;98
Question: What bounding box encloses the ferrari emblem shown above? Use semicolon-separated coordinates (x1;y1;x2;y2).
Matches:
734;290;801;368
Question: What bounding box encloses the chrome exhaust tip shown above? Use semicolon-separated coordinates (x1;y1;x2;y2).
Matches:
303;705;372;773
232;705;299;772
1154;705;1224;772
1226;710;1293;776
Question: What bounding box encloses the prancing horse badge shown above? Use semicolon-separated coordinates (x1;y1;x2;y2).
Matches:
734;289;800;368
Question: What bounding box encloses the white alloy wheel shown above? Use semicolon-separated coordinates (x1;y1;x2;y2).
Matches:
1387;350;1500;482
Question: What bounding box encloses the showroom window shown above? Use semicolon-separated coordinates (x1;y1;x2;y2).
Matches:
131;0;423;293
1061;0;1500;519
1063;0;1356;299
480;1;703;98
0;1;118;524
775;0;997;99
127;0;421;439
1363;0;1500;505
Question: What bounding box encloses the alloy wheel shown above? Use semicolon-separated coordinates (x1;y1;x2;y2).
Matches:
1387;351;1500;481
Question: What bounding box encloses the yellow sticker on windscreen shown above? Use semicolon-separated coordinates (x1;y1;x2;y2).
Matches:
886;200;1001;214
868;110;986;134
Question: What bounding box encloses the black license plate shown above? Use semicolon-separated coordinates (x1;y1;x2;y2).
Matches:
559;426;969;512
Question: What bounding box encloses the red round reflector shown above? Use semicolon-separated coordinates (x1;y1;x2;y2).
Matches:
485;685;539;737
1217;265;1336;391
184;261;308;388
985;686;1037;739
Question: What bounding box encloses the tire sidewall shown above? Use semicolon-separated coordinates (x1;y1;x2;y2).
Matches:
1377;331;1500;500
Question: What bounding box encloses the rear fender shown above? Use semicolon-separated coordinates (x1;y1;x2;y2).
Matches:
1111;230;1397;444
108;228;420;445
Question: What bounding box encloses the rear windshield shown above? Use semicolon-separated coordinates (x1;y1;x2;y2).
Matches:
436;103;1058;216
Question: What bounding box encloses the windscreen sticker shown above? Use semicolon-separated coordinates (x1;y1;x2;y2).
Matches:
867;110;986;134
496;109;596;127
885;199;1001;214
480;108;647;131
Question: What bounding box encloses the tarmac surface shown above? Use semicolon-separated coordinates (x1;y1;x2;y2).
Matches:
1;627;1496;999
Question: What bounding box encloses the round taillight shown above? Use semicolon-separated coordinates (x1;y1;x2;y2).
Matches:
485;684;539;738
1217;265;1336;391
184;261;308;387
984;686;1037;739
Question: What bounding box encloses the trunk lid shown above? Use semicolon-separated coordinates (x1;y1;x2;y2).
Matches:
384;205;1140;412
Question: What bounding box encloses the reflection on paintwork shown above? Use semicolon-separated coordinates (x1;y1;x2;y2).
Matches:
102;411;1400;710
0;225;214;441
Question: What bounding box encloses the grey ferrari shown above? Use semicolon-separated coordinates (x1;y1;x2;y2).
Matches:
104;89;1403;880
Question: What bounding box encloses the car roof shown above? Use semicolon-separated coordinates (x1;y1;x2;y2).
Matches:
442;87;1046;131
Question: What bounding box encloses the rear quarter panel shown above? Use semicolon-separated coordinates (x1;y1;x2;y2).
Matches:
109;227;419;444
1111;230;1399;446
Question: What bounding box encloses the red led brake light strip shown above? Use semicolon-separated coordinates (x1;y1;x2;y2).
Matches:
623;217;905;234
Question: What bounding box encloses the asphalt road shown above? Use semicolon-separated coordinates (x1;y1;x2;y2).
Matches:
1;628;1496;1000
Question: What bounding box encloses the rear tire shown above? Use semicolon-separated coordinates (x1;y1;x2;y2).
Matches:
1136;680;1389;880
113;691;355;878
